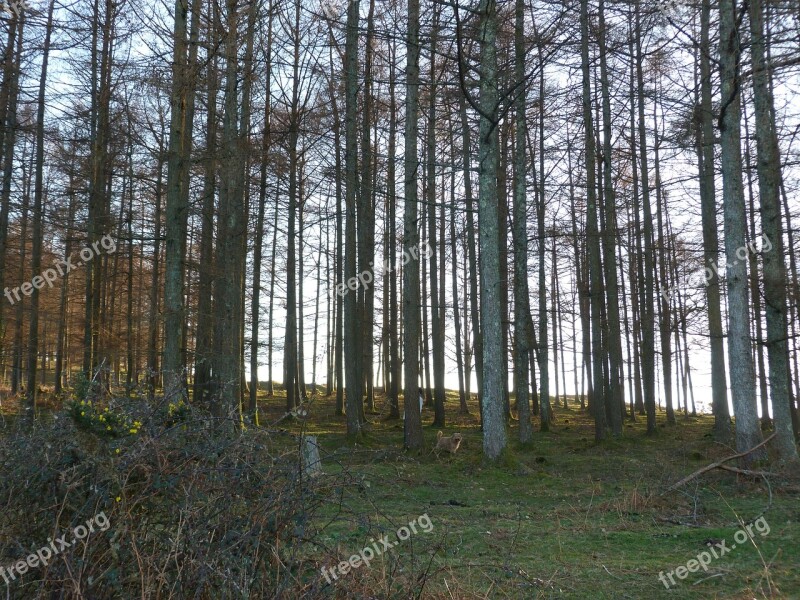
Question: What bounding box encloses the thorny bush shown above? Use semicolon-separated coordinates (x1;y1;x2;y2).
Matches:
0;398;366;599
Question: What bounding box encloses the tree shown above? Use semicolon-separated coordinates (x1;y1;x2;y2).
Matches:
193;0;219;406
597;0;623;435
210;0;247;422
698;0;731;442
25;0;55;420
427;9;445;428
718;0;764;459
747;0;799;463
582;0;606;440
513;0;533;444
634;0;657;435
477;0;507;460
249;0;274;421
403;0;423;449
163;0;200;400
344;0;363;437
284;0;302;414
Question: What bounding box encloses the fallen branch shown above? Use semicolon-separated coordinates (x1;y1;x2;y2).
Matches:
663;433;776;494
717;464;775;477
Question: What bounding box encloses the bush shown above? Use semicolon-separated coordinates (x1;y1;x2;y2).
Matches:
164;399;189;428
66;399;139;438
70;371;93;403
0;404;359;599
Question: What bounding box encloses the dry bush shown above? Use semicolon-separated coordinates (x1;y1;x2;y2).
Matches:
0;402;358;599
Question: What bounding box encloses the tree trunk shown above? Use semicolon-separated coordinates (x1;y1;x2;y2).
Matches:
163;0;199;400
427;12;445;427
193;0;218;405
513;0;533;443
597;0;623;435
635;0;657;434
148;151;164;400
459;93;482;409
210;0;246;423
535;39;551;433
24;0;55;421
699;0;731;441
719;0;765;460
359;0;376;413
652;95;674;425
477;0;507;460
449;121;467;415
249;5;274;420
0;14;23;348
582;0;606;440
748;0;798;462
403;0;423;448
55;177;77;394
344;0;362;436
387;42;400;419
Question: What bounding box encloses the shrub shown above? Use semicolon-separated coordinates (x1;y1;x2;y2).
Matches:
0;404;358;599
66;399;139;438
70;371;92;403
164;399;189;428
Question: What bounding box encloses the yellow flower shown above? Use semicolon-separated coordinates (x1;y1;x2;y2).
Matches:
116;496;121;502
115;448;120;453
129;429;137;434
80;401;85;406
134;421;141;427
107;426;112;431
99;416;105;422
80;411;85;416
104;407;109;412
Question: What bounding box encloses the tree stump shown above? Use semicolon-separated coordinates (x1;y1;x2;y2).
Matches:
301;435;322;476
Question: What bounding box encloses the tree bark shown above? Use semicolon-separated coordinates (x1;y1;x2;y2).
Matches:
477;0;507;460
513;0;533;444
403;0;423;449
748;0;799;462
344;0;362;436
582;0;606;440
719;0;765;459
699;0;731;441
24;0;55;421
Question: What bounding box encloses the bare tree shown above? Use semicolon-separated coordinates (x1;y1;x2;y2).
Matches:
477;0;506;460
718;0;764;459
513;0;533;444
747;0;799;462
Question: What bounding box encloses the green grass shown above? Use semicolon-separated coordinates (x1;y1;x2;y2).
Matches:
3;384;797;598
262;387;799;599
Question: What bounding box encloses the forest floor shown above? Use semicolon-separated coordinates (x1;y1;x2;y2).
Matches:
0;387;798;598
262;386;800;599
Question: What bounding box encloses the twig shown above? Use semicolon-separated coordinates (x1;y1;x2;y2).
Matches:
717;464;774;477
602;564;624;581
692;572;724;585
663;433;776;494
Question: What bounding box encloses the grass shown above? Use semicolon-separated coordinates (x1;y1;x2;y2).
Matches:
1;384;797;598
260;386;800;599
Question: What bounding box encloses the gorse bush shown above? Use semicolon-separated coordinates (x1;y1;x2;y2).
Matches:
0;402;361;599
164;398;189;427
66;399;140;438
70;371;91;403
